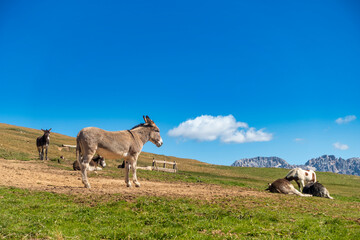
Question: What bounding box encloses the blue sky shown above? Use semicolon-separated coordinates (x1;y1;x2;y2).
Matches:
1;0;359;165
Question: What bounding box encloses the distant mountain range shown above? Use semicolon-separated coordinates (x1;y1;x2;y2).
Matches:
231;155;360;176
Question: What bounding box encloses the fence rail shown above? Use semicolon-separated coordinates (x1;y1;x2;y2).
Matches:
152;159;177;173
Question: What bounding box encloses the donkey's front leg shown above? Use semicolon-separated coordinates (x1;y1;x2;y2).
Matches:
45;146;48;160
37;147;42;160
80;155;93;188
131;161;140;187
124;161;131;187
41;147;44;160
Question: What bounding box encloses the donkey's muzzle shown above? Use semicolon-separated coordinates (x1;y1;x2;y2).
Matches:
156;139;163;147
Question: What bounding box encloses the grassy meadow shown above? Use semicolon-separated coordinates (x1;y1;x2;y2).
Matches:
0;123;359;239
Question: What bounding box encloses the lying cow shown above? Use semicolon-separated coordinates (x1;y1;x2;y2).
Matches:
266;179;312;197
73;155;106;171
302;182;334;199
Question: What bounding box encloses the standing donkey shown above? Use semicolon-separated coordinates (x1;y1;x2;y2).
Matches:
36;128;52;160
76;116;163;188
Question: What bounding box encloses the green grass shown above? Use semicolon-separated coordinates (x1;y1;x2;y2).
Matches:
89;160;360;202
1;123;360;239
0;148;31;161
0;187;359;239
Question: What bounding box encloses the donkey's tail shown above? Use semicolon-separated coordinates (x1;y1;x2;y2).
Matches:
76;137;81;164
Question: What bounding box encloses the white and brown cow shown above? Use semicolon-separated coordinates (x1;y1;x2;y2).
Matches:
285;168;316;192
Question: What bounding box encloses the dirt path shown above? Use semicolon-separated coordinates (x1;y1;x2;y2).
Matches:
0;159;269;200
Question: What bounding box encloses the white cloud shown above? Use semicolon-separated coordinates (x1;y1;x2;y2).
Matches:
333;142;349;150
335;115;356;124
168;115;273;143
294;138;304;142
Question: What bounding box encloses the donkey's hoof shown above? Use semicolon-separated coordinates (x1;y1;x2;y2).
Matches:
134;181;141;187
126;183;132;188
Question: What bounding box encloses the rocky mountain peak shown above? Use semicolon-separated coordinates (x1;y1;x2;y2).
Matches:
231;156;292;169
232;155;360;176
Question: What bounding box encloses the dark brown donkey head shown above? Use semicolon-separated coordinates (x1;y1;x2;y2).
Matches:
37;128;52;147
143;115;163;147
42;128;52;136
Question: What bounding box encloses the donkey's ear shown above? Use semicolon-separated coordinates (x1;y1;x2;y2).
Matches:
143;115;147;123
41;129;45;132
49;128;52;132
146;116;154;124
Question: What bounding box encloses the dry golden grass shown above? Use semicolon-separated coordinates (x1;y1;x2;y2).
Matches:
0;123;76;161
0;123;207;167
0;123;253;185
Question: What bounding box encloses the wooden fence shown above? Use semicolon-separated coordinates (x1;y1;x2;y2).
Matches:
152;159;178;173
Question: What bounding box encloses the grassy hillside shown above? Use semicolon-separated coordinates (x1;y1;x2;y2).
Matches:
0;123;360;239
1;187;359;239
0;123;76;161
1;123;359;199
0;123;204;165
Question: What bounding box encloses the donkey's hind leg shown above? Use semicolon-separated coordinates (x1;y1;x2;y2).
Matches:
131;161;140;187
80;153;95;188
45;146;48;160
292;188;312;197
124;161;132;187
41;147;44;160
37;146;42;160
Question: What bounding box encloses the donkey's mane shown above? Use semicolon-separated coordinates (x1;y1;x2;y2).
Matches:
130;123;151;130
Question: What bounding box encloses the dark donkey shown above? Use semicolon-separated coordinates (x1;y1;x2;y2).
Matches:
36;128;52;160
76;116;163;188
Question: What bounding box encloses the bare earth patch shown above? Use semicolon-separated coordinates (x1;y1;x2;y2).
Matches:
0;159;269;200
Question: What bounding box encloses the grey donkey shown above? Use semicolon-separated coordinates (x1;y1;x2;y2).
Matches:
36;128;52;160
76;116;163;188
